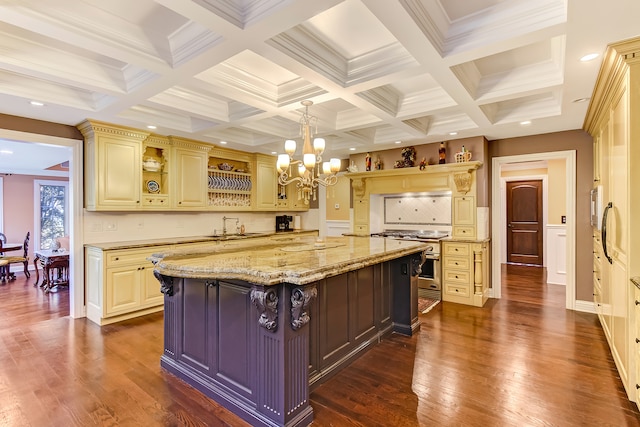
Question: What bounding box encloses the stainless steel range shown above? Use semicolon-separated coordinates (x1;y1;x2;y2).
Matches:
370;229;448;300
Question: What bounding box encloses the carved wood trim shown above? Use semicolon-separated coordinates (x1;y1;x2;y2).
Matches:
411;252;426;277
154;270;174;296
474;249;483;294
352;178;366;198
290;285;317;330
251;287;279;332
453;171;472;194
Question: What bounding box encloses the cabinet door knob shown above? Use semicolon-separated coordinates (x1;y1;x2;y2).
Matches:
635;300;640;306
636;338;640;344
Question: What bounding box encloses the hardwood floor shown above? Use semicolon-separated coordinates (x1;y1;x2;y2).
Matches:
1;265;639;426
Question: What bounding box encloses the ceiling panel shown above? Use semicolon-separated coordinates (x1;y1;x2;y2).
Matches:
0;0;637;166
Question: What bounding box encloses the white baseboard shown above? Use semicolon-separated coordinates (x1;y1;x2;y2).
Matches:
574;299;596;314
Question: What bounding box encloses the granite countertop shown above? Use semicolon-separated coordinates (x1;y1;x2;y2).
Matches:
83;229;318;251
152;235;430;286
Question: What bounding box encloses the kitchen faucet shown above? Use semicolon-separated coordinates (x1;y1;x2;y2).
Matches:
222;216;239;236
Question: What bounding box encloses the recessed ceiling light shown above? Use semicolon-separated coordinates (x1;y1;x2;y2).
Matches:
29;101;44;106
349;147;356;151
520;120;531;126
394;141;401;144
572;97;590;103
580;53;599;62
0;149;13;155
271;151;277;155
147;125;157;129
449;132;458;136
220;141;227;145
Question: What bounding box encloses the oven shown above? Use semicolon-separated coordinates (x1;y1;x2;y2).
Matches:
418;247;441;293
370;230;446;299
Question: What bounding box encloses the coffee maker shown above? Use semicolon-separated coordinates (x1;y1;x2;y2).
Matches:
276;215;293;232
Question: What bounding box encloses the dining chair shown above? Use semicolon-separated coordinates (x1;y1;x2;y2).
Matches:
0;240;5;281
3;232;30;279
0;233;5;256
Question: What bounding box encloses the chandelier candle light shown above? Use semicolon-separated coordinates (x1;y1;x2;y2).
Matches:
277;100;341;204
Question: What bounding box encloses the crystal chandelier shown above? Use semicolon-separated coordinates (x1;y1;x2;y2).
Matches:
276;100;341;204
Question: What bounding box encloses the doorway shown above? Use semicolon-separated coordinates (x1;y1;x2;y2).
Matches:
0;129;83;318
506;179;543;265
491;151;576;310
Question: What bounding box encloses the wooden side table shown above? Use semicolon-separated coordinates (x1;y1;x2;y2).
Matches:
34;250;69;292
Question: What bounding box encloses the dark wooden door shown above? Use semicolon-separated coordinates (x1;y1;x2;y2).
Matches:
507;180;543;265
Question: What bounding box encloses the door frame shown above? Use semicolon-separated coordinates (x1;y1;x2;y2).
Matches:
0;128;83;319
491;150;576;310
501;175;548;266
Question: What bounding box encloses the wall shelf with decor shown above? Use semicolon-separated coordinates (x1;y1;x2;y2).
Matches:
141;136;170;209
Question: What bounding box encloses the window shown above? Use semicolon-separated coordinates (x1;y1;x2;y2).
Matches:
34;180;68;250
0;176;3;232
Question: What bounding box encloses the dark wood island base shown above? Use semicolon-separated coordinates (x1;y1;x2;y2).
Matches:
152;237;426;427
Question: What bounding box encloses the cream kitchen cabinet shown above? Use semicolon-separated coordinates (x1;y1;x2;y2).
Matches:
254;154;278;210
584;37;640;405
441;240;489;307
85;245;170;325
452;196;476;239
78;120;150;210
275;167;310;212
353;199;369;235
171;141;208;209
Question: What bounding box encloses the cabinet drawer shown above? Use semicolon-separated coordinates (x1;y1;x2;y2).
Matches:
443;257;470;270
443;242;470;256
444;283;470;298
443;270;470;284
452;226;475;239
354;224;369;234
106;247;169;267
142;194;169;208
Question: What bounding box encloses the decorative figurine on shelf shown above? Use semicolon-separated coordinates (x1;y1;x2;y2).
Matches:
454;145;473;163
393;146;417;168
419;157;427;170
439;141;446;164
347;160;358;172
402;146;416;167
365;152;372;171
374;156;382;170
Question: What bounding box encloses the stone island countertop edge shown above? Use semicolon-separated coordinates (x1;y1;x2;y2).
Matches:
82;229;318;251
151;236;431;286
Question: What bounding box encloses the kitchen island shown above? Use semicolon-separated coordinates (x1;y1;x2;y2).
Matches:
151;235;429;427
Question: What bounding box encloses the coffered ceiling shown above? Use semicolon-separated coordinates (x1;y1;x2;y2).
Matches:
0;0;638;161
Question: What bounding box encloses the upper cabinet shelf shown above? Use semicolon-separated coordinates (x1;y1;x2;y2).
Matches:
77;121;308;212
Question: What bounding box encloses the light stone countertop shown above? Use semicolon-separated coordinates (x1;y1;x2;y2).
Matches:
83;230;317;251
152;235;431;286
